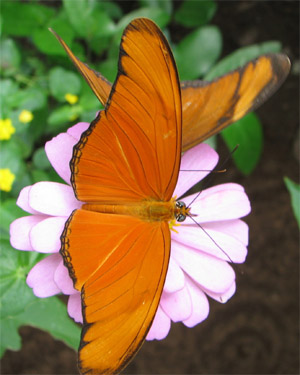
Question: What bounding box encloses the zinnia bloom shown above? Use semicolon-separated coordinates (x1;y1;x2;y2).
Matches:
10;122;250;340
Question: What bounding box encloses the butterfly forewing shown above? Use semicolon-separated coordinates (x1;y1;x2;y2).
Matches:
70;18;181;203
49;28;111;106
180;53;290;150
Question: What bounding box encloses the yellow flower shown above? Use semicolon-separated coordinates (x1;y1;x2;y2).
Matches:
0;168;15;192
65;93;79;105
0;119;16;140
69;113;79;121
19;110;34;123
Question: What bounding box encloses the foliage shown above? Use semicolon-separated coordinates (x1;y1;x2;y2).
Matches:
284;177;300;228
0;0;286;357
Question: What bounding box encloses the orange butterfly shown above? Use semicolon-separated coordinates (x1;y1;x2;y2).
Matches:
50;18;290;375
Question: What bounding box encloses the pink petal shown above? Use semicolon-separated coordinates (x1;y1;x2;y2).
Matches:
205;220;249;246
67;293;83;323
174;143;219;198
186;188;251;223
29;182;81;216
160;286;192;322
146;306;171;341
182;183;246;210
164;256;185;293
30;216;67;253
10;215;45;251
205;281;236;303
183;278;209;327
54;260;77;295
172;223;247;263
45;133;76;184
172;241;235;293
67;122;89;140
16;186;38;214
26;254;61;297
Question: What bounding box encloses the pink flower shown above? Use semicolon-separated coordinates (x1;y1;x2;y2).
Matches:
10;122;251;340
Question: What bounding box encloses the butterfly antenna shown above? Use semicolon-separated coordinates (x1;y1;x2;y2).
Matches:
180;169;227;173
188;214;234;264
186;145;239;209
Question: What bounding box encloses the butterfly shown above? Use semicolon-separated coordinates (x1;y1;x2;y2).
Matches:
50;18;290;375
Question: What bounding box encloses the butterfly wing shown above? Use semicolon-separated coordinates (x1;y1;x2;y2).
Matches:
69;19;181;203
49;28;111;106
181;53;290;150
59;18;181;374
62;209;170;374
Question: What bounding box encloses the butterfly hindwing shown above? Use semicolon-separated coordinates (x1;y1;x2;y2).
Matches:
61;209;170;374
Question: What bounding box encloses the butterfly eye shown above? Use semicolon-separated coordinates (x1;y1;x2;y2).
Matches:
176;200;186;209
175;200;187;222
176;213;186;222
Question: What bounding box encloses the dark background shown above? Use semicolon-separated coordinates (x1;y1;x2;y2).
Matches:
1;1;299;374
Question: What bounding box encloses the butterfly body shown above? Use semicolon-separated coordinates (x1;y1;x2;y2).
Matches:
82;199;182;222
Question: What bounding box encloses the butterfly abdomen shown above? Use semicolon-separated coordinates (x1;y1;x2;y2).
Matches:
82;200;176;222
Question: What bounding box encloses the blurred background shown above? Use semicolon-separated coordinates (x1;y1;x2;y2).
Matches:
0;0;299;374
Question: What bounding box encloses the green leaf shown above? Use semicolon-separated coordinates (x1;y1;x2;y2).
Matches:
0;39;21;76
0;79;18;117
174;25;222;80
222;112;263;175
174;0;217;28
0;240;43;318
284;177;300;227
99;1;123;20
0;140;24;176
89;34;111;56
33;17;75;56
0;199;26;236
79;82;103;112
31;169;52;184
48;105;82;130
115;7;170;44
98;58;118;83
0;239;80;355
32;147;51;170
139;0;173;14
204;41;282;80
63;0;116;38
49;67;81;102
0;317;22;354
1;296;81;355
1;2;55;37
6;87;47;112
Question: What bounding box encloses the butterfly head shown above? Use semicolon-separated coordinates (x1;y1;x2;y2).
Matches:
175;200;191;223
